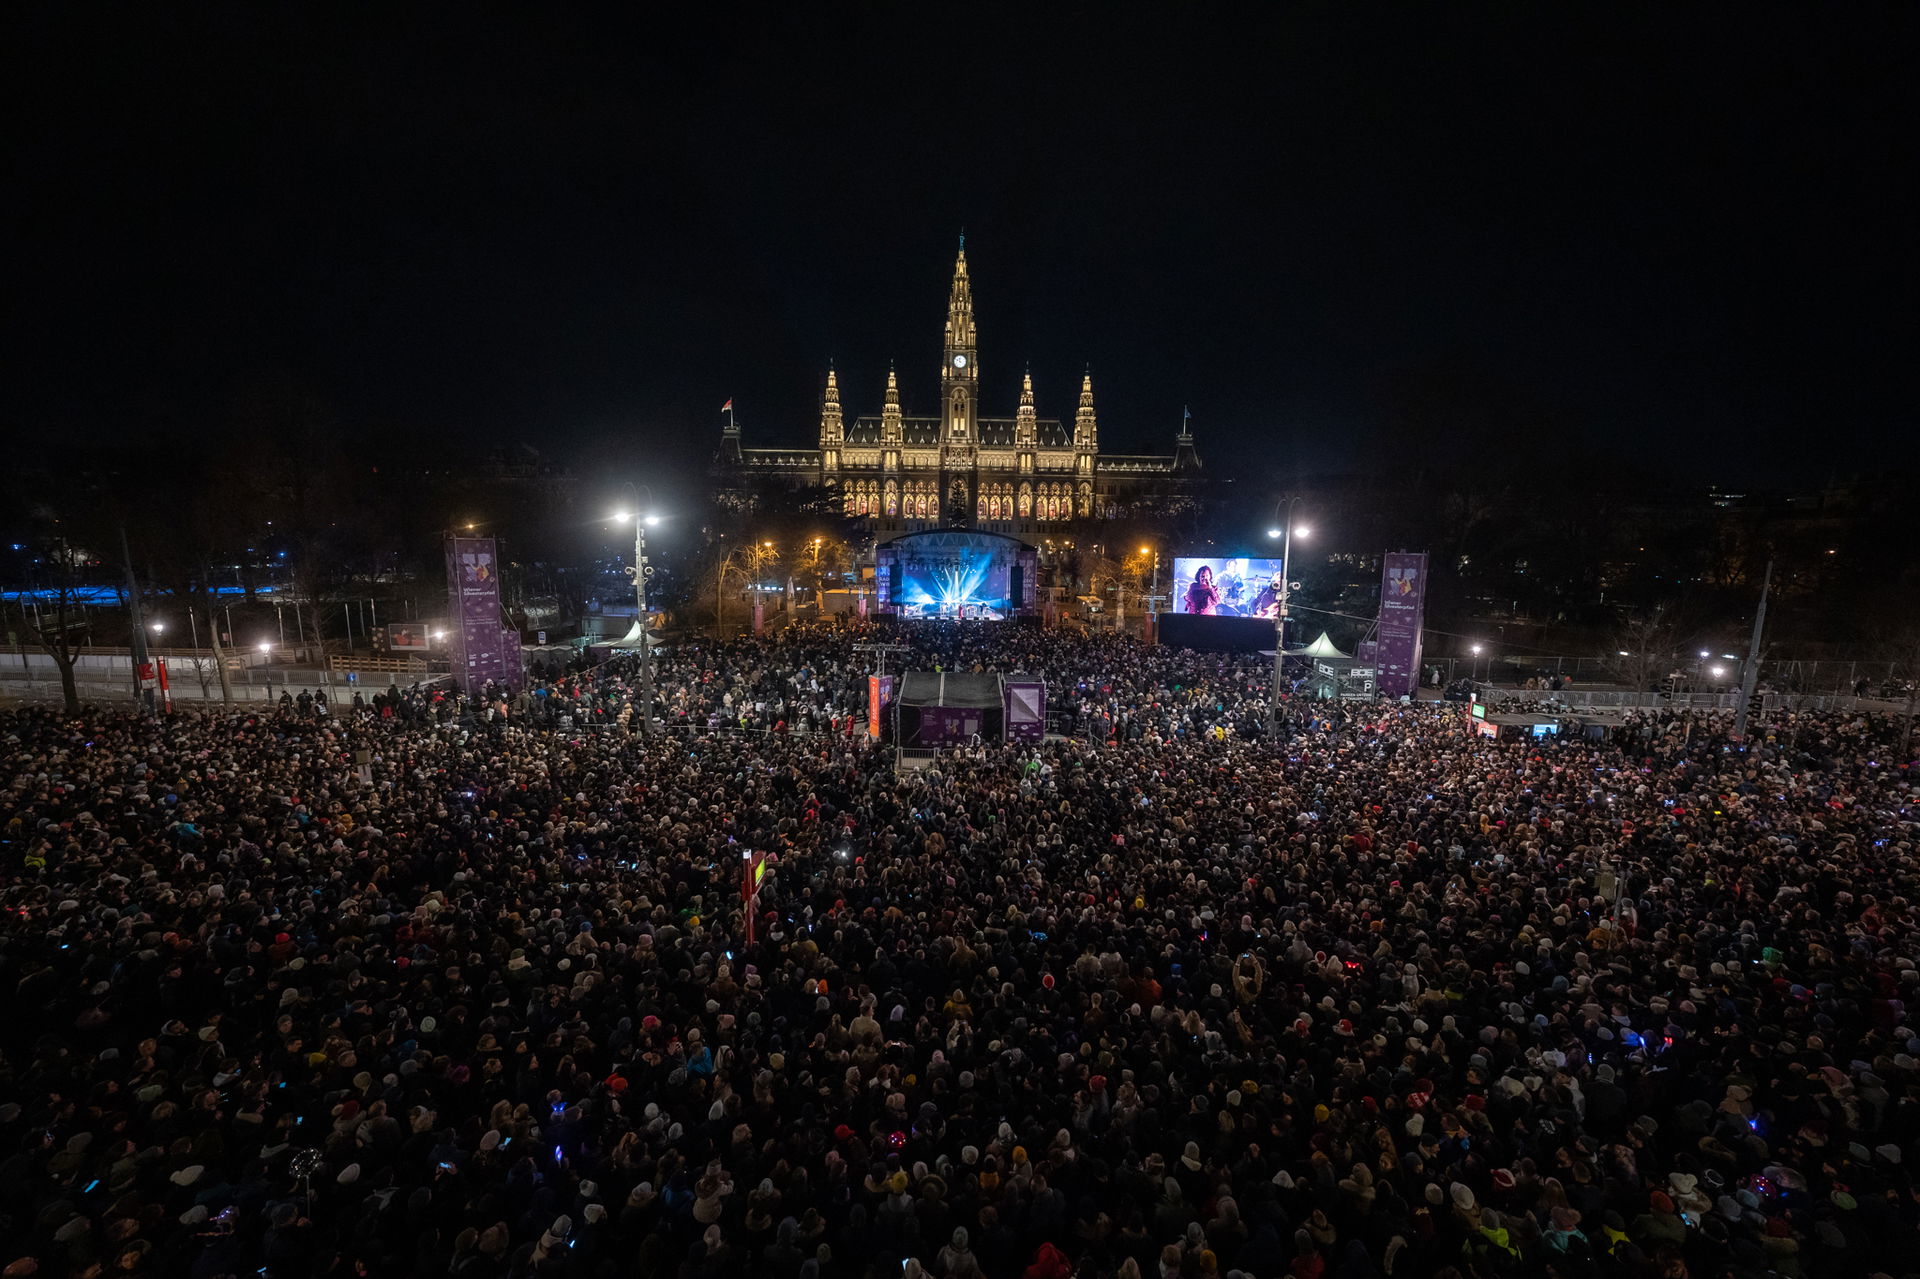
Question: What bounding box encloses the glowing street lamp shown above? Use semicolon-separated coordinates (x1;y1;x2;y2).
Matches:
613;485;661;734
1136;545;1162;628
1267;498;1311;735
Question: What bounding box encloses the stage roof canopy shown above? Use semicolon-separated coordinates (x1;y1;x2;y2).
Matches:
896;671;1004;708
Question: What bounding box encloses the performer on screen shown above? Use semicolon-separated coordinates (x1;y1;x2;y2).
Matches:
1183;565;1220;615
1251;572;1284;619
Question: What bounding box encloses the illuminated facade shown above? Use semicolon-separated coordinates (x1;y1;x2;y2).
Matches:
718;245;1203;540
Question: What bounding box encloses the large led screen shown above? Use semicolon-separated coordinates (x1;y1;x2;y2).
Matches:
1172;557;1289;617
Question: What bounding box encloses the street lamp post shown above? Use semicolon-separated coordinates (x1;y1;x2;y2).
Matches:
1266;499;1310;737
613;493;661;736
120;526;154;712
1139;545;1162;640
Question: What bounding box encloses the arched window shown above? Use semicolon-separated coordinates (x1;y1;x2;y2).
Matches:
928;495;939;521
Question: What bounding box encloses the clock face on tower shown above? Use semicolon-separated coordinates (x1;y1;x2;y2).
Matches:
952;355;967;369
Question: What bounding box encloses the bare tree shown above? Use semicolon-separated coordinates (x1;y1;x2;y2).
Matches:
706;542;778;632
1611;607;1678;692
16;537;92;712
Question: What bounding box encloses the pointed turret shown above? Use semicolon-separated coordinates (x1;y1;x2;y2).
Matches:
1015;368;1038;449
881;365;903;446
943;243;975;359
817;366;843;481
819;367;844;443
1074;370;1098;451
1173;404;1201;473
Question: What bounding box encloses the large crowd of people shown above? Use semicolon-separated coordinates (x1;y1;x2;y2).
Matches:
3;621;1918;1279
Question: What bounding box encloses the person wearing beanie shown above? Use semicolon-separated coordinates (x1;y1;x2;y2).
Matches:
939;1227;984;1279
1632;1192;1687;1249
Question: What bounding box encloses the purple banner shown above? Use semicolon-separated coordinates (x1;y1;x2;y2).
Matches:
445;536;522;691
868;674;895;739
917;705;988;745
1375;552;1428;699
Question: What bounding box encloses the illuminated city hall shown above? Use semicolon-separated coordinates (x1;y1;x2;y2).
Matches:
718;244;1204;540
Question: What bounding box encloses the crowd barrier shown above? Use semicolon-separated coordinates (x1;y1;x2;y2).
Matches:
1481;687;1909;715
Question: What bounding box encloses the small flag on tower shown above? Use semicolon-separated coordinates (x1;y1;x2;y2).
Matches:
721;398;733;412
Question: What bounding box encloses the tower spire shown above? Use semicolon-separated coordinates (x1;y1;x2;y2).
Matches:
1016;367;1038;449
882;364;903;446
942;245;977;445
817;365;844;479
1172;402;1201;473
1074;370;1098;451
945;244;974;353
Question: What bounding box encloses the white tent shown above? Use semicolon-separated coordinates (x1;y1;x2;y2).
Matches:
604;620;662;650
1298;631;1350;660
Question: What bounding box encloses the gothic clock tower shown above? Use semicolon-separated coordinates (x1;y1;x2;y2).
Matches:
940;239;978;518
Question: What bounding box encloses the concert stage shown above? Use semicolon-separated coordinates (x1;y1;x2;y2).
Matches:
875;529;1039;620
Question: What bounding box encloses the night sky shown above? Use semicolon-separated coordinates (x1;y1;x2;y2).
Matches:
6;7;1912;491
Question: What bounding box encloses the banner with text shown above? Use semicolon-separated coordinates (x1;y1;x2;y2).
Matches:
445;535;522;690
1375;551;1428;699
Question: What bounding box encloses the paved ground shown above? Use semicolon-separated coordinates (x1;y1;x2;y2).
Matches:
0;664;448;707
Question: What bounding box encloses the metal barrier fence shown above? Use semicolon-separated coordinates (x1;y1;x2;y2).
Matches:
539;718;851;741
0;671;456;708
1481;687;1909;715
0;677;286;705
